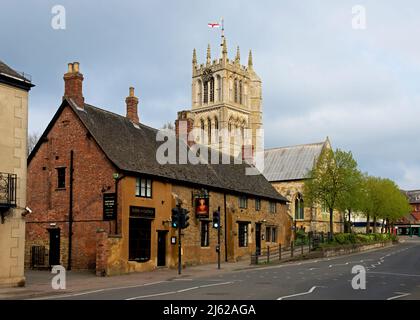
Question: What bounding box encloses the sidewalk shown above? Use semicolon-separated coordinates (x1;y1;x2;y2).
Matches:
0;259;253;300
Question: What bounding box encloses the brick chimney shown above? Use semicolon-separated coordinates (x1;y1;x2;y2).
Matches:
175;110;194;146
63;62;85;108
126;87;139;124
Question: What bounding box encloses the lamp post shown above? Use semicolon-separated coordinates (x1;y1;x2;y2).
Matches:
113;173;120;234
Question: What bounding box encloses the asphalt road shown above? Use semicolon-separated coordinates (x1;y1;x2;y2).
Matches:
39;239;420;300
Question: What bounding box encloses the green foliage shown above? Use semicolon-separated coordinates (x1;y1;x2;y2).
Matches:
304;148;361;234
295;230;308;245
358;175;412;230
326;233;397;246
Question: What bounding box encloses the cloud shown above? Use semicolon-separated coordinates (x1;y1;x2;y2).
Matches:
1;0;419;189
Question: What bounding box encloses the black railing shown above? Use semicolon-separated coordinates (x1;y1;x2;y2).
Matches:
0;172;17;208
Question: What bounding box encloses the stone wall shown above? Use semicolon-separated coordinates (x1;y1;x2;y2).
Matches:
0;82;28;287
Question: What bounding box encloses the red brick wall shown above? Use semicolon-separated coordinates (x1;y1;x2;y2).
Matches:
26;104;118;270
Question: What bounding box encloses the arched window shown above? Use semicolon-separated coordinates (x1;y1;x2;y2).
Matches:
214;117;218;131
295;193;304;220
216;75;222;102
234;79;238;103
210;77;215;102
200;119;205;143
207;118;212;144
203;81;208;104
196;80;202;106
239;80;243;104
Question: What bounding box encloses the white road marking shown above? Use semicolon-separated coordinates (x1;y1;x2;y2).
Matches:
173;278;193;281
368;271;420;278
126;281;234;300
31;281;168;300
387;292;411;300
277;286;324;300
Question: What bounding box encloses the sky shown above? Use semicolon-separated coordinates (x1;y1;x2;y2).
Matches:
1;0;419;190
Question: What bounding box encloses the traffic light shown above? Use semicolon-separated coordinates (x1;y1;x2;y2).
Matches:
213;210;220;229
180;208;190;229
171;207;180;228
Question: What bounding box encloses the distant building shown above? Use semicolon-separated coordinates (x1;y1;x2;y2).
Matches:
395;190;420;236
176;38;262;157
263;138;344;233
25;62;292;275
0;60;34;286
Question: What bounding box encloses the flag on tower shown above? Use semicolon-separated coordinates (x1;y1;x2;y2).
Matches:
208;22;220;28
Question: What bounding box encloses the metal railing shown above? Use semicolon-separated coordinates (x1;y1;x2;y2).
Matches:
0;172;17;208
31;246;47;268
251;242;312;265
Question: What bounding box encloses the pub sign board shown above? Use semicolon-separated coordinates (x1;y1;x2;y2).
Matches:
103;193;116;220
195;197;209;219
130;206;156;219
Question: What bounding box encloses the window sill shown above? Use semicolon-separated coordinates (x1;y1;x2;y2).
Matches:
55;188;66;191
200;246;210;249
129;259;150;263
135;196;152;199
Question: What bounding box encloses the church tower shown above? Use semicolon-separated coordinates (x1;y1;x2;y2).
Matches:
178;38;263;157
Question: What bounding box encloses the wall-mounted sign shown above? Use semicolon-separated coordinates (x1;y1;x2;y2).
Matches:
130;206;156;219
195;197;209;218
103;193;116;220
171;236;177;245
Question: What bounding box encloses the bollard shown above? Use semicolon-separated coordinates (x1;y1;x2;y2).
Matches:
267;246;270;264
279;244;282;261
301;243;304;255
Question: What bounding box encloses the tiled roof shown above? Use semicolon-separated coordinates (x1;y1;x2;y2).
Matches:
50;99;287;202
405;190;420;204
263;141;327;182
0;60;30;81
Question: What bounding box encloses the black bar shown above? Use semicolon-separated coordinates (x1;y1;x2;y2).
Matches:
217;206;221;269
68;150;74;271
178;206;182;275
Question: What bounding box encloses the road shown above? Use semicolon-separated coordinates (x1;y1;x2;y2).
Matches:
37;238;420;300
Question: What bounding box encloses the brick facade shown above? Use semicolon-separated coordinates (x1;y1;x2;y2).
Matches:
26;106;118;270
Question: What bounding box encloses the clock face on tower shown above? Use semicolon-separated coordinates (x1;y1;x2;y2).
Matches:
202;68;213;83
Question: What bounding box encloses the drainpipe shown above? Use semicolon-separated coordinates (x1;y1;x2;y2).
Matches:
224;193;228;262
68;150;74;270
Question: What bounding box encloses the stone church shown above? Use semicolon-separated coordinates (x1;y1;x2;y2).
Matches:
176;37;262;156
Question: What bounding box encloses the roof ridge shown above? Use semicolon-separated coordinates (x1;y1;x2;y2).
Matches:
84;103;158;132
264;141;325;152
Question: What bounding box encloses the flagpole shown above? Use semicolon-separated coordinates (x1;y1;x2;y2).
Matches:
221;17;224;47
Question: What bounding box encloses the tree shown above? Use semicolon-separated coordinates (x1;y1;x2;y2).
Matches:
304;148;360;239
28;132;40;156
161;122;175;131
359;176;411;233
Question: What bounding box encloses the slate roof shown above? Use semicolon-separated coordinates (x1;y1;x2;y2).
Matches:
0;60;33;90
405;190;420;204
0;60;30;81
263;141;327;182
30;99;287;202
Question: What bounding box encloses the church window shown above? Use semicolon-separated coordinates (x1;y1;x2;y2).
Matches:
197;80;202;106
203;81;208;104
217;76;222;102
207;118;212;144
295;193;304;220
200;119;205;143
234;79;238;103
214;117;219;131
210;77;215;102
239;80;243;104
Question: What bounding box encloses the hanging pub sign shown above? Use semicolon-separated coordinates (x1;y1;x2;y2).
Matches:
103;193;116;220
195;197;209;219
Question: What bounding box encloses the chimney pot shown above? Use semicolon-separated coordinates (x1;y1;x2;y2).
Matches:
126;86;139;125
73;62;80;73
63;61;84;108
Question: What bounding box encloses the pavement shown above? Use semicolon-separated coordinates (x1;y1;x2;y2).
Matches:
1;237;420;300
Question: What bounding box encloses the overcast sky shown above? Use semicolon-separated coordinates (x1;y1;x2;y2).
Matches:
1;0;419;190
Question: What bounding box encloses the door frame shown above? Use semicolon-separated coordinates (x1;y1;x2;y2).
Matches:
48;228;61;267
156;230;168;267
255;223;261;255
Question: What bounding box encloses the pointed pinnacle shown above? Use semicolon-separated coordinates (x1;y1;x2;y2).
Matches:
222;37;227;56
248;50;253;69
206;44;211;64
192;48;197;65
235;46;240;63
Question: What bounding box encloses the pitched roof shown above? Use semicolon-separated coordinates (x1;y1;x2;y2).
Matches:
263;141;327;182
0;60;33;90
30;99;287;202
405;190;420;204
